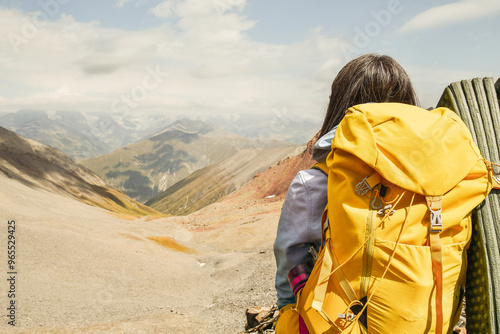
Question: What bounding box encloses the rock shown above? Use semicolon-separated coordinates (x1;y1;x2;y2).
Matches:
243;304;278;333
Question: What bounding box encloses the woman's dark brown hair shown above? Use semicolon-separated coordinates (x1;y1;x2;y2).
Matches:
319;54;419;137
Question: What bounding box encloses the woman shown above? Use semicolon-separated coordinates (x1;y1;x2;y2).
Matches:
273;53;419;310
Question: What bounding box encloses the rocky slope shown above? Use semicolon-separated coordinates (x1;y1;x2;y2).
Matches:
228;133;319;202
0;126;158;216
145;144;305;215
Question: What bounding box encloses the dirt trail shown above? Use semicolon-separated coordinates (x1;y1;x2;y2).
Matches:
0;174;281;334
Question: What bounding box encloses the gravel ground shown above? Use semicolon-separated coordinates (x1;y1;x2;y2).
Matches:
0;175;281;334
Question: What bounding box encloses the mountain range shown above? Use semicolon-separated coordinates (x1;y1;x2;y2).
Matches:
0;108;319;213
82;118;304;204
0;109;320;161
0;109;175;160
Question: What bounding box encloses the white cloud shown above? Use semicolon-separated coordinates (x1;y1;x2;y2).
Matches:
0;2;344;118
116;0;150;8
150;1;176;18
150;0;255;47
150;0;246;18
314;58;342;82
115;0;130;8
399;0;500;33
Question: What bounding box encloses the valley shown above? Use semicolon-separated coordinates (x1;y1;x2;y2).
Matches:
0;125;316;333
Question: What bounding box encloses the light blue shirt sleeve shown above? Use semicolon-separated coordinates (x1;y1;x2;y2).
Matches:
273;168;328;309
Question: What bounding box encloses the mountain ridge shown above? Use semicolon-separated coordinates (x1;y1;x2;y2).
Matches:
145;143;306;215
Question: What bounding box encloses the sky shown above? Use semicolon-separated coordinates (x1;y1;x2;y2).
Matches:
0;0;499;121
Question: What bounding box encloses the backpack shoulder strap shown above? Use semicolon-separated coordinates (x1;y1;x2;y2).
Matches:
426;195;444;334
312;161;328;176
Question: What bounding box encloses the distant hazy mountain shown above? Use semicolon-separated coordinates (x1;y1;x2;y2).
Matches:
0;126;159;216
82;118;300;203
0;110;320;161
203;113;320;145
0;110;175;160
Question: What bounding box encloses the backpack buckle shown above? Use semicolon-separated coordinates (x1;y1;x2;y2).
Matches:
355;174;382;196
355;176;371;195
430;208;443;233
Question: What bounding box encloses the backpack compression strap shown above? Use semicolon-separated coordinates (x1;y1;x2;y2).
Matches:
426;195;444;334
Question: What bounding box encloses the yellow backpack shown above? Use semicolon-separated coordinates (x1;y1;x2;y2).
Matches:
278;103;497;334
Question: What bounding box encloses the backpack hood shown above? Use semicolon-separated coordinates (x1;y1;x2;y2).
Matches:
330;103;488;196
